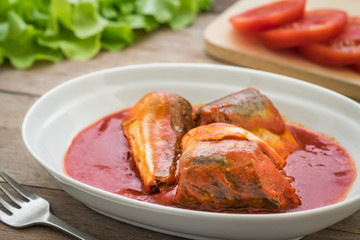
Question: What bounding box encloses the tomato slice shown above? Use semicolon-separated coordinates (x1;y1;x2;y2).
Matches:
229;0;306;32
259;9;348;49
351;63;360;73
298;17;360;66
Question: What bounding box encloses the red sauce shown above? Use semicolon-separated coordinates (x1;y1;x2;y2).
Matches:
63;110;356;212
286;125;356;212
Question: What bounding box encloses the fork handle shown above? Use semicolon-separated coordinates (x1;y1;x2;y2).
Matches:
44;213;99;240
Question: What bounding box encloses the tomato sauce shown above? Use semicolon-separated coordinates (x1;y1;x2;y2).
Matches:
63;110;356;212
286;125;356;212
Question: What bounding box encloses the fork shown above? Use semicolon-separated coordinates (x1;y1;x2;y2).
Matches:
0;168;99;240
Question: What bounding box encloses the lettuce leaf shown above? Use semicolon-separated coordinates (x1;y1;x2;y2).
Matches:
169;0;198;30
38;28;101;61
1;10;62;69
0;48;4;65
101;21;134;51
136;0;181;23
0;0;213;69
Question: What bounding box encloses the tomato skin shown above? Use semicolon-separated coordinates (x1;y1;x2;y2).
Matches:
298;17;360;66
229;0;306;32
259;9;348;49
352;63;360;72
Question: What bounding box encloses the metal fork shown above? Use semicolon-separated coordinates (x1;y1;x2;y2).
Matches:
0;168;99;240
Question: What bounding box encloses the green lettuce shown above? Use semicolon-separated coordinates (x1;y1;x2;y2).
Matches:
0;48;4;65
1;10;62;69
0;0;213;69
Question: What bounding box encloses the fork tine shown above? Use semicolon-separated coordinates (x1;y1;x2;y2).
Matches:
0;183;19;214
0;181;25;208
0;169;37;200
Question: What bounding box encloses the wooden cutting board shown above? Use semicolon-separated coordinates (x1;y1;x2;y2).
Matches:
204;0;360;99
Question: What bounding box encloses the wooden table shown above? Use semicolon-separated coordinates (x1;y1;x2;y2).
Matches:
0;1;359;239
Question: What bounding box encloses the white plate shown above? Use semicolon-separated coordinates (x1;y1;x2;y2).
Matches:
22;63;360;240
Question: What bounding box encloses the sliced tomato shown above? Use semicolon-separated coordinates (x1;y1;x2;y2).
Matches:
259;9;348;49
298;17;360;66
351;63;360;73
229;0;306;32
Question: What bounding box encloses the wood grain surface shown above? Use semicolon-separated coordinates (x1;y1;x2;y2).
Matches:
204;0;360;99
0;0;359;239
